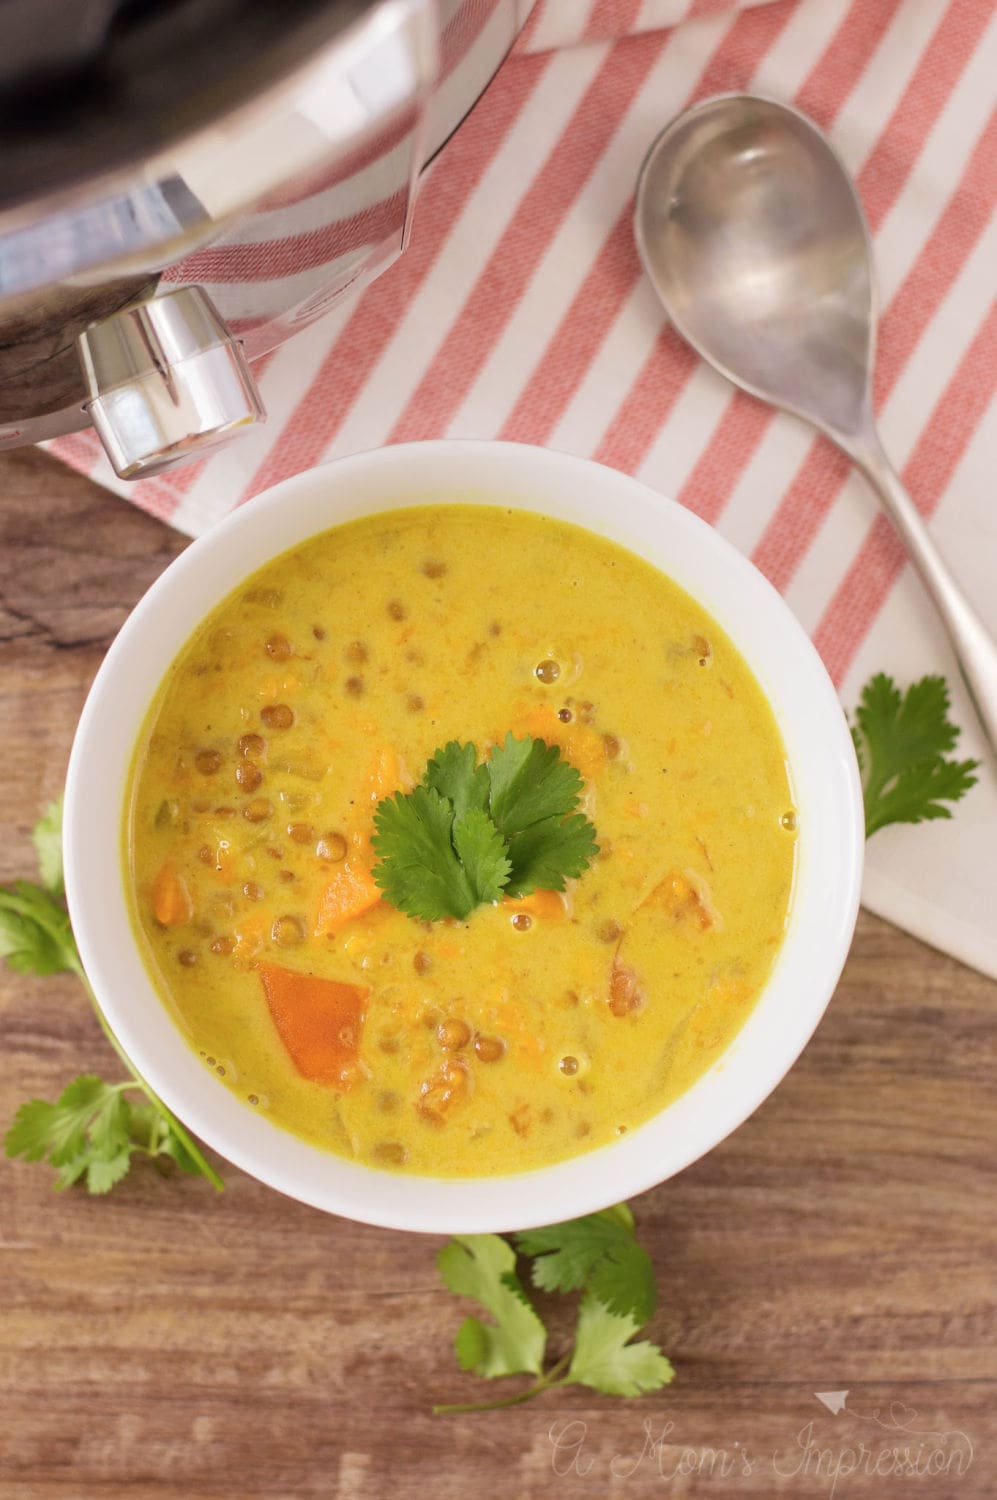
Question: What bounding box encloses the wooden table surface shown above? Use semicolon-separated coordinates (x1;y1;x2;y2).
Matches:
1;447;993;1500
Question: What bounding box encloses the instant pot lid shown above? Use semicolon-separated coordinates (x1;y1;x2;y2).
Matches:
0;0;377;210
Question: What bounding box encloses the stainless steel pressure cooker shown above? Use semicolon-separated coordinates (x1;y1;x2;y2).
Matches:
0;0;534;477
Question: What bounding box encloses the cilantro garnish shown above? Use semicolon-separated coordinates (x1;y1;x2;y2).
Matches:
372;735;598;920
3;799;223;1194
851;674;980;837
515;1202;657;1323
438;1234;546;1379
433;1205;674;1413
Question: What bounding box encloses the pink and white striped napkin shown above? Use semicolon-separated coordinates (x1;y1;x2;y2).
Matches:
49;0;997;977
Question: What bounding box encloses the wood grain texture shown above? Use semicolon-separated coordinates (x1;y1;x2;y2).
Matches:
1;447;994;1500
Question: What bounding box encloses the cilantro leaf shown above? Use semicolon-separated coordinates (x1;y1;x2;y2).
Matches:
566;1296;674;1397
3;797;225;1196
505;813;600;897
84;1150;134;1195
424;742;490;821
5;1076;136;1194
452;809;512;906
32;797;65;897
515;1209;656;1324
5;1070;222;1194
372;786;478;920
0;880;76;976
372;735;599;920
486;733;584;837
852;673;980;837
433;1204;674;1415
437;1234;546;1378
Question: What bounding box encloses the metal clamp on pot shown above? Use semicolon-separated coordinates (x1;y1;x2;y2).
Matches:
0;0;534;476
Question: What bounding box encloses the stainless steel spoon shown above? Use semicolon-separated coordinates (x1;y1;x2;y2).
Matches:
634;92;997;758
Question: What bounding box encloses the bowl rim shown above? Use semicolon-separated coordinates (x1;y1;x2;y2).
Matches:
64;440;864;1232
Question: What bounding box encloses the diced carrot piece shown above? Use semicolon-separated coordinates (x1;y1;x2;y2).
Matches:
503;889;568;922
313;860;382;936
151;864;192;927
508;704;605;783
259;964;369;1087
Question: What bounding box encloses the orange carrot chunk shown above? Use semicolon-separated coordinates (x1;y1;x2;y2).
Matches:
503;889;568;922
151;864;193;927
313;861;382;936
259;964;369;1087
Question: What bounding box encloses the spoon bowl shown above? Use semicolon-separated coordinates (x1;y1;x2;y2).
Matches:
636;94;873;440
635;92;997;758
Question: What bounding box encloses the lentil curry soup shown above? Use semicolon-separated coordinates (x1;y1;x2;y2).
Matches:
127;505;797;1176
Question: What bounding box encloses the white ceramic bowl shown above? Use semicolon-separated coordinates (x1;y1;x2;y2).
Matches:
65;441;863;1232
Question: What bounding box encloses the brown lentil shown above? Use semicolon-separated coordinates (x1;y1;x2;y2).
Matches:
422;559;447;579
265;633;292;661
598;918;623;943
413;950;432;975
210;934;235;955
437;1018;471;1051
195;749;222;775
344;676;364;696
243;882;264;902
261;703;294;730
177;949;198;967
345;640;368;664
287;822;314;844
387;599;406;620
235;761;263;791
373;1141;408;1165
473;1034;506;1063
238;733;266;757
243;798;272;823
406;694;424;713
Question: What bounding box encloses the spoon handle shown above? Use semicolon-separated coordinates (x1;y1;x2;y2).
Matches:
849;432;997;762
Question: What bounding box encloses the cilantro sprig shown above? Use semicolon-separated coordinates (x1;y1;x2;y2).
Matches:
372;735;598;921
3;799;223;1194
433;1204;673;1413
851;674;980;837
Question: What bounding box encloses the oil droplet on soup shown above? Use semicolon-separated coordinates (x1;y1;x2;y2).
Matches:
126;506;796;1177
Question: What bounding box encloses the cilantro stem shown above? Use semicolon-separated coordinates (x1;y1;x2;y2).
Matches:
432;1353;572;1415
65;952;224;1192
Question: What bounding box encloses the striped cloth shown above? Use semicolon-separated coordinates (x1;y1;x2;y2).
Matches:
49;0;997;977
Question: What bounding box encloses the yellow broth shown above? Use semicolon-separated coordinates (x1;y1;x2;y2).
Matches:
126;505;797;1175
